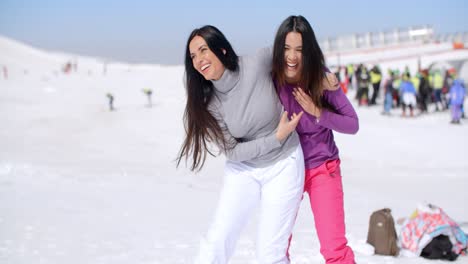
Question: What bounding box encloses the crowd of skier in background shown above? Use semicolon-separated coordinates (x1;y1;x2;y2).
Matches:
335;64;466;124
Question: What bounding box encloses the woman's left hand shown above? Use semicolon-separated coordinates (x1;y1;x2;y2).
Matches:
323;72;339;90
293;87;321;118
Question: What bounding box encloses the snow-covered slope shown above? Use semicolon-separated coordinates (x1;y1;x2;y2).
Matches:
0;35;467;264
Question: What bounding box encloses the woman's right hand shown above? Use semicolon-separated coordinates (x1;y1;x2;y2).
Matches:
276;111;303;141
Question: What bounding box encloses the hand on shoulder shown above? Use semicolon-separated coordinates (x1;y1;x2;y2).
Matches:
322;72;340;91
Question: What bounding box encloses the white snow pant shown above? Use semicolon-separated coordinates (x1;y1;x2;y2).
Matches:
195;145;305;264
402;92;417;107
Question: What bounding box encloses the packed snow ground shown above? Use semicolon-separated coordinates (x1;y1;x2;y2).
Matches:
0;36;467;264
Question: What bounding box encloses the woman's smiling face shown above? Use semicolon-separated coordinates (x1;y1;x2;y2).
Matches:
189;36;225;81
284;32;303;84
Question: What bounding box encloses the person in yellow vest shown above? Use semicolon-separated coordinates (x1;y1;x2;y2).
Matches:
432;69;444;111
142;88;153;107
369;65;382;105
411;73;421;93
347;64;355;90
392;70;402;107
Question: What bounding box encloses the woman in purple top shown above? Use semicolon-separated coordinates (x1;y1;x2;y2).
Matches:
272;16;359;264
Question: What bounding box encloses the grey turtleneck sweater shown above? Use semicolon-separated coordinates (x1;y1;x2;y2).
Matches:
209;48;300;167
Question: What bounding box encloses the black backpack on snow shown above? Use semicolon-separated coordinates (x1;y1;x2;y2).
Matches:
420;235;459;261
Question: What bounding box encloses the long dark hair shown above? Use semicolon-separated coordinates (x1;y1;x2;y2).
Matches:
272;15;328;110
176;25;239;171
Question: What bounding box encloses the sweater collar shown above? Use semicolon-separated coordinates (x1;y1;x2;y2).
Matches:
212;69;240;94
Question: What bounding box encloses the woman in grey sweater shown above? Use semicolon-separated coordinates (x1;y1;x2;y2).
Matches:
177;25;304;263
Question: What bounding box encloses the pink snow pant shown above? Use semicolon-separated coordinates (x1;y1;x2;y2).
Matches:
288;159;355;264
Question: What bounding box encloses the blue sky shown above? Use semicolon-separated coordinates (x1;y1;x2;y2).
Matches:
0;0;467;65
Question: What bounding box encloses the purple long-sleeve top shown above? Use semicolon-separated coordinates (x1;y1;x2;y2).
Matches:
278;83;359;169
